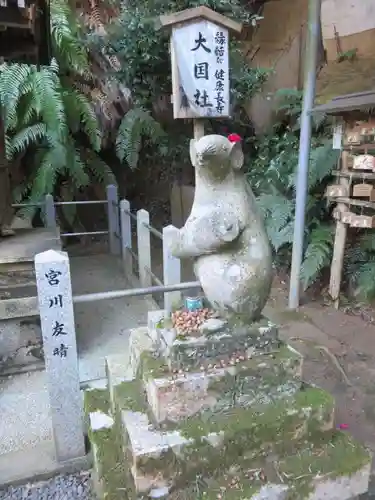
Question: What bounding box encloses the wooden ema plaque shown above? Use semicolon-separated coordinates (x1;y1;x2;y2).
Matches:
351;155;375;171
325;184;349;198
329;116;375;308
341;211;375;228
344;118;375;146
352;183;375;201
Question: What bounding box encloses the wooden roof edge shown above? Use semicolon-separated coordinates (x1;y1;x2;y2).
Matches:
159;6;243;35
310;90;375;115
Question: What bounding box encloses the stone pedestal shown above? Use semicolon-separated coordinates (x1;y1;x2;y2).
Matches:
84;310;372;499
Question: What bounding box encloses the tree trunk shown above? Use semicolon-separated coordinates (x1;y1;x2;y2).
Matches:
0;112;14;236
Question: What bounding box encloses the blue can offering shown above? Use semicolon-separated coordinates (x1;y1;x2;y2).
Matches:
185;296;203;311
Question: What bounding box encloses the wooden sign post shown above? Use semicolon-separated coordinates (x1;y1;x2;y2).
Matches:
159;6;242;139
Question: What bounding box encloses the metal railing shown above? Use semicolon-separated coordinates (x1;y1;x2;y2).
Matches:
12;185;121;255
119;200;184;312
13;186;189;311
73;281;201;304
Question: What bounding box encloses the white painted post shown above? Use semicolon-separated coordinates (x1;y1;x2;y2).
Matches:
120;199;133;276
163;225;181;315
34;250;85;462
137;209;152;288
106;184;121;256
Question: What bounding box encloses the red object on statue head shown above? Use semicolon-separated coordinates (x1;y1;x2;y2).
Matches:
228;133;242;143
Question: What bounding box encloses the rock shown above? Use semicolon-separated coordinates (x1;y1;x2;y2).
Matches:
149;486;169;498
169;134;273;322
199;317;226;333
10;216;32;230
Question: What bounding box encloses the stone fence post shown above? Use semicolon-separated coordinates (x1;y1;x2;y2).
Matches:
44;194;57;232
162;225;181;315
35;249;85;462
120;199;133;276
106;184;121;256
137;209;152;288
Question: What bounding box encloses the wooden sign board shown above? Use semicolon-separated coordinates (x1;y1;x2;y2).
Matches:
341;211;375;228
160;7;242;120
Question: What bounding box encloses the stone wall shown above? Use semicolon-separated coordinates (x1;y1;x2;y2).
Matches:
245;0;310;133
321;0;375;60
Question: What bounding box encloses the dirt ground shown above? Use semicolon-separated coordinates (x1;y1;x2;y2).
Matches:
267;277;375;488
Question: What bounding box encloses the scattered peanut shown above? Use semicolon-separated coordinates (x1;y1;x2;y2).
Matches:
172;308;213;335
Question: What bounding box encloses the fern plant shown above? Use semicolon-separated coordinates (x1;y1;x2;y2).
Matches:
0;0;115;221
249;88;339;291
345;232;375;300
116;108;166;169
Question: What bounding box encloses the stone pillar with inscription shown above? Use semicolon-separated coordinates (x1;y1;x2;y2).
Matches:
35;249;85;462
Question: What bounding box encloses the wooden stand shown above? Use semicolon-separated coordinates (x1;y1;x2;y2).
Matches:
193;119;205;140
326;117;375;308
329;152;350;309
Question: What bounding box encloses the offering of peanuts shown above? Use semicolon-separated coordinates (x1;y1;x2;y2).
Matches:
171;308;213;335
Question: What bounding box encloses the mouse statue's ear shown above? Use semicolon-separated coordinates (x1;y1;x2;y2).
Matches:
229;141;244;170
189;139;197;167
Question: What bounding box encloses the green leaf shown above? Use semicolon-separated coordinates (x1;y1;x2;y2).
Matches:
300;225;334;290
116;107;165;168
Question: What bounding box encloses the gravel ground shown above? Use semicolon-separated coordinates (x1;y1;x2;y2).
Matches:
0;472;94;500
0;471;374;499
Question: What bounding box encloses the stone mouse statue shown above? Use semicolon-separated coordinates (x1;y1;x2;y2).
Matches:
170;134;273;323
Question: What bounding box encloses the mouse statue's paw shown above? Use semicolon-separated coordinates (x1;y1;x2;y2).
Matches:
215;214;240;243
168;230;182;258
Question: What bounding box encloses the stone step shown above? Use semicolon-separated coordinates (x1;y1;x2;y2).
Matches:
106;338;303;423
116;382;334;495
142;343;303;423
169;431;371;500
84;385;132;500
0;228;61;267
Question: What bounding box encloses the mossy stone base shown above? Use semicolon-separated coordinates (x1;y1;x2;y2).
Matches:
117;384;334;495
171;431;371;499
154;316;280;371
84;317;371;499
84;386;133;499
144;344;303;423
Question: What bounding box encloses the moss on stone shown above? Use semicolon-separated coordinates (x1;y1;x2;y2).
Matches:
207;365;301;402
139;351;169;380
134;387;335;489
225;314;272;331
214;344;301;377
163;430;370;499
136;447;183;479
279;431;371;498
85;387;133;499
84;388;110;416
90;424;133;499
113;379;148;413
177;387;333;444
174;470;262;500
